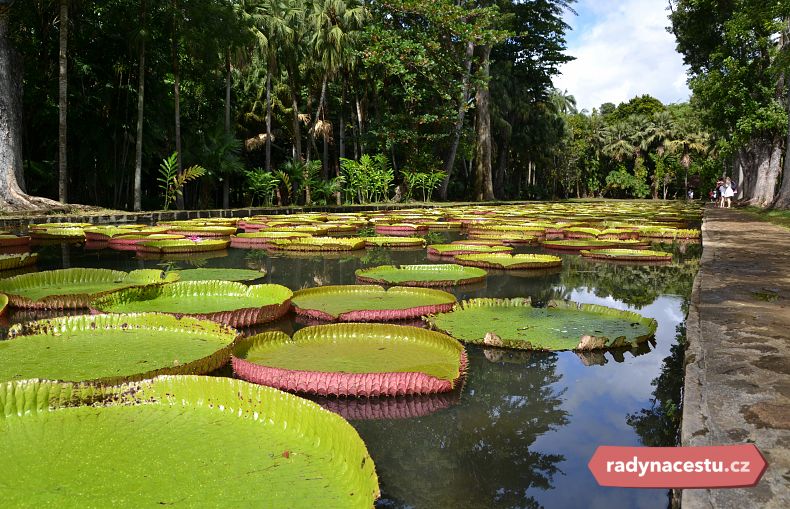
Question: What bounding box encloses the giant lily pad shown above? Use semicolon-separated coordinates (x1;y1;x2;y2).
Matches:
292;285;456;322
91;281;292;328
0;268;178;309
427;244;512;257
230;231;312;247
174;268;267;282
0;235;31;247
541;239;620;250
165;225;237;237
1;313;237;384
426;298;657;351
453;253;562;270
233;324;467;396
0;293;7;316
0;253;37;272
355;264;486;287
268;237;365;251
362;236;426;248
580;248;672;262
0;376;379;507
136;239;230;253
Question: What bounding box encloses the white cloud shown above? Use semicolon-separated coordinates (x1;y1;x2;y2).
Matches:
554;0;691;111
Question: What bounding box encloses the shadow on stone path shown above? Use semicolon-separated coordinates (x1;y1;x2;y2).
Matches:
682;207;790;508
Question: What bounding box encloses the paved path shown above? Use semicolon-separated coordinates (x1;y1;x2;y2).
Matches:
682;208;790;508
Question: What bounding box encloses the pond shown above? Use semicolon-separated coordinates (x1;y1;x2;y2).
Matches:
0;223;700;509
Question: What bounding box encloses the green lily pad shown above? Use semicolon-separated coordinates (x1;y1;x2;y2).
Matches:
541;239;620;250
233;324;466;396
0;253;38;271
427;244;513;256
165;225;237;236
174;268;267;282
268;237;365;251
136;239;230;253
0;294;7;315
0;268;179;309
426;298;657;351
580;248;672;261
1;313;237;384
355;264;486;287
453;253;562;270
0;376;379;507
90;281;293;328
292;285;456;322
362;236;426;248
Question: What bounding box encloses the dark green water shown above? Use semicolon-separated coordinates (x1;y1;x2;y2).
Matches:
0;234;700;508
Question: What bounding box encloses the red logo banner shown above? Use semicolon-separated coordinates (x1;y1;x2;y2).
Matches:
588;445;767;488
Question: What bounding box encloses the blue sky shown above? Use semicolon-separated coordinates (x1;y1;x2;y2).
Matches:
553;0;691;112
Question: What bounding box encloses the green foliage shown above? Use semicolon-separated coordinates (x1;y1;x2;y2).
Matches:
340;153;393;203
604;166;650;198
402;169;447;202
245;168;280;206
157;153;206;211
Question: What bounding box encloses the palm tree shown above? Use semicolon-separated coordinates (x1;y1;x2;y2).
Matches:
645;111;676;198
602;122;636;163
308;0;368;177
665;128;709;195
550;88;577;115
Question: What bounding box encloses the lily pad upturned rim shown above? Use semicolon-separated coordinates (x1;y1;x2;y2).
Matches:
267;237;366;252
90;280;293;328
0;235;32;247
136;239;231;253
0;376;380;507
232;324;467;397
4;313;238;385
355;264;487;287
426;298;658;351
362;236;426;248
0;268;179;309
427;243;513;256
579;248;673;262
0;293;7;315
453;253;562;270
173;268;267;282
0;253;38;272
291;285;456;322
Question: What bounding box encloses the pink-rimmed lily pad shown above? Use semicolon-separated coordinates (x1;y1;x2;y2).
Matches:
454;253;562;270
136;239;230;254
427;243;512;257
0;235;31;247
90;280;292;328
374;224;429;236
267;237;365;252
355;264;486;287
291;285;456;322
362;236;426;248
580;248;672;262
232;323;467;397
0;269;179;309
230;231;312;247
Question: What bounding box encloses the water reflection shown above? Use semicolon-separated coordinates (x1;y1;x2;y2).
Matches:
312;388;463;421
360;347;568;508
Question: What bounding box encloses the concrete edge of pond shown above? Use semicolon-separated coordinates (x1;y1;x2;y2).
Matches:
0;201;536;229
680;208;790;509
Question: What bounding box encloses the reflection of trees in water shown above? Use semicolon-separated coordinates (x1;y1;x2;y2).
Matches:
559;255;699;308
480;340;656;367
627;324;686;447
357;347;568;509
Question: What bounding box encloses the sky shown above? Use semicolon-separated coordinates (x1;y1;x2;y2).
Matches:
553;0;692;112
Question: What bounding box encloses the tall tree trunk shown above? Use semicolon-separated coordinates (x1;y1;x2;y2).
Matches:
133;0;146;212
172;2;184;209
355;91;364;156
493;134;508;198
440;41;474;200
58;0;68;203
291;94;301;161
339;74;346;160
265;68;272;173
222;49;231;209
474;45;495;201
313;75;328;179
0;9;61;211
771;23;790;208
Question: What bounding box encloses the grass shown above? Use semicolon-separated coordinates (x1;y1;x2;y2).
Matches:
741;207;790;229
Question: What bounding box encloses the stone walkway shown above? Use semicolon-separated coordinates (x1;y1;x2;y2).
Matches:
682;208;790;508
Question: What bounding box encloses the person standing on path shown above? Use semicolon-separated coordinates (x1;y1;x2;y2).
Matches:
718;179;727;208
723;177;735;208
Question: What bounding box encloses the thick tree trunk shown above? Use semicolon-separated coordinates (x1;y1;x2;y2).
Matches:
748;138;780;207
313;75;328;179
58;0;68;203
771;35;790;208
474;45;495;201
339;75;346;160
493;134;508;198
222;49;231;209
0;12;61;211
440;41;474;200
291;88;301;161
355;91;364;156
133;2;146;212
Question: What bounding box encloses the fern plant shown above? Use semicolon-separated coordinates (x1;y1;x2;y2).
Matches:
245;168;280;206
157;152;207;210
